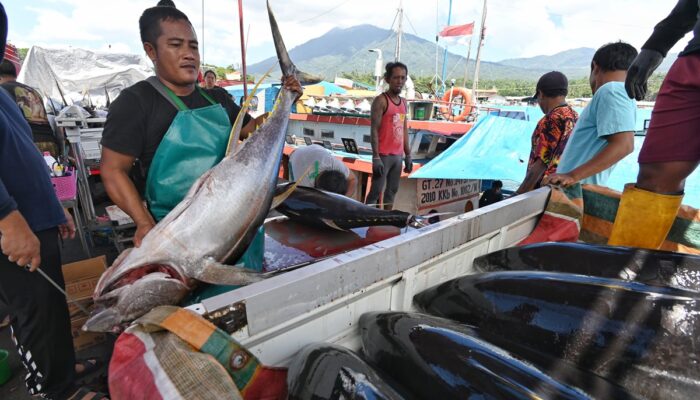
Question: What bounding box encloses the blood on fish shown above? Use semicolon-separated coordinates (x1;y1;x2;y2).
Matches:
105;264;185;292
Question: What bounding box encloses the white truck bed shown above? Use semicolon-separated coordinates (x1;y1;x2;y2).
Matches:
187;187;550;366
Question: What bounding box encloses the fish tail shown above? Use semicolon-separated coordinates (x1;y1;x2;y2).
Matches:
267;1;321;84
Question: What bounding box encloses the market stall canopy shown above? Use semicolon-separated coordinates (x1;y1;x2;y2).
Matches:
305;81;347;96
18;46;153;108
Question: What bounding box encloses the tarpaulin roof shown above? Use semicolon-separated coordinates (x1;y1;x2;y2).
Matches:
410;114;536;181
411;113;700;207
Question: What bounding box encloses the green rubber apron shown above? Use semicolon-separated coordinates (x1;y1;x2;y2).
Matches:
144;77;264;273
144;77;230;220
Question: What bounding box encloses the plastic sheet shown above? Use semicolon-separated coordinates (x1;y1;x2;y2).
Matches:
17;46;152;107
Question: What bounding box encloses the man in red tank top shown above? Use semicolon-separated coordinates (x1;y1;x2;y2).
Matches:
365;62;413;209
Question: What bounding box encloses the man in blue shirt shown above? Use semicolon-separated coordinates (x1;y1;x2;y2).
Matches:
544;42;637;188
0;4;105;399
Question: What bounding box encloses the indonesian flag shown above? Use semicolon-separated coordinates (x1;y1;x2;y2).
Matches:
3;43;21;75
439;22;475;37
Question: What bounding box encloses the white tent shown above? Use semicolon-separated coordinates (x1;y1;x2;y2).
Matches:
18;46;153;108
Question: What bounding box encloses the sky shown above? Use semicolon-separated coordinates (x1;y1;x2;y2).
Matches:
4;0;693;69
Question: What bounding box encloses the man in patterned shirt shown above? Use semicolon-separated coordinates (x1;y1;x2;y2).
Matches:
516;71;578;194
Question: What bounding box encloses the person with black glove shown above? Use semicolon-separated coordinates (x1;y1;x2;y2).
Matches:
365;62;413;209
609;0;700;250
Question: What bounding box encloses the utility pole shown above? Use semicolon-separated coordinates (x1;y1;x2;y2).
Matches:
394;0;403;61
472;0;487;104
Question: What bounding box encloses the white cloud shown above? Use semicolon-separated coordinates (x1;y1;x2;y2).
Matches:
7;0;694;69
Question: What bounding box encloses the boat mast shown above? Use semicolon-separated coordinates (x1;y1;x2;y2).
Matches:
439;0;454;88
462;35;473;87
472;0;487;103
394;0;404;61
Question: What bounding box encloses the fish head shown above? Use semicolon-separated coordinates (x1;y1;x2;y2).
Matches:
85;263;192;333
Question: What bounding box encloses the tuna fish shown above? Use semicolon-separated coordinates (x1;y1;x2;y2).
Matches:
275;183;429;231
287;343;409;400
473;242;700;291
85;1;308;333
414;271;700;400
359;312;634;399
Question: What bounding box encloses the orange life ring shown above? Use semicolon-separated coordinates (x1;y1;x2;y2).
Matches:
439;87;473;122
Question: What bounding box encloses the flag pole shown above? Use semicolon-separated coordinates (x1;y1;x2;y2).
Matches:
472;0;487;103
462;35;473;88
439;0;454;89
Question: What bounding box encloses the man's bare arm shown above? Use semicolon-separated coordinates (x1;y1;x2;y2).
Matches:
100;147;155;246
345;172;357;197
544;132;634;186
516;159;547;194
370;96;386;158
239;118;257;140
403;110;410;156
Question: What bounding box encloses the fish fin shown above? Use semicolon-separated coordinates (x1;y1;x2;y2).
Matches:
270;165;314;209
271;181;298;210
322;218;348;231
195;257;266;285
225;66;275;157
296;70;322;85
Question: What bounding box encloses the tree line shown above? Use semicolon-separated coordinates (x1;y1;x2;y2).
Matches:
341;71;666;101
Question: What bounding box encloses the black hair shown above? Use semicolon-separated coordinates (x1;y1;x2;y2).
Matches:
139;0;191;46
592;41;638;72
492;180;503;189
540;88;568;98
204;70;216;79
383;61;408;80
315;170;348;195
0;59;16;77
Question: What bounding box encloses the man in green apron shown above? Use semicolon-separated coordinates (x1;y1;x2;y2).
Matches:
100;1;300;254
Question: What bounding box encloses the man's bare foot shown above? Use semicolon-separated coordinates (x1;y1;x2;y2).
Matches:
75;358;101;376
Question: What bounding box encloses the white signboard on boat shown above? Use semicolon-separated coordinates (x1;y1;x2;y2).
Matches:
392;178;480;216
415;179;480;212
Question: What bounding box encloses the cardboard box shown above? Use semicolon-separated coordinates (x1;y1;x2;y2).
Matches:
63;255;107;301
70;316;106;351
68;298;95;320
62;256;108;351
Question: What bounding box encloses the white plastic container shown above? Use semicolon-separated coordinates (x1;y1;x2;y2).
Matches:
42;151;56;176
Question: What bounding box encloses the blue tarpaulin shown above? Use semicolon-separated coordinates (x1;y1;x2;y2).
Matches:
307;81;347;95
411;114;700;207
410;114;536;181
225;83;280;113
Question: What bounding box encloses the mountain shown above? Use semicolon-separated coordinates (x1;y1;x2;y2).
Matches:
498;48;595;78
499;47;676;78
248;25;554;82
248;25;676;82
